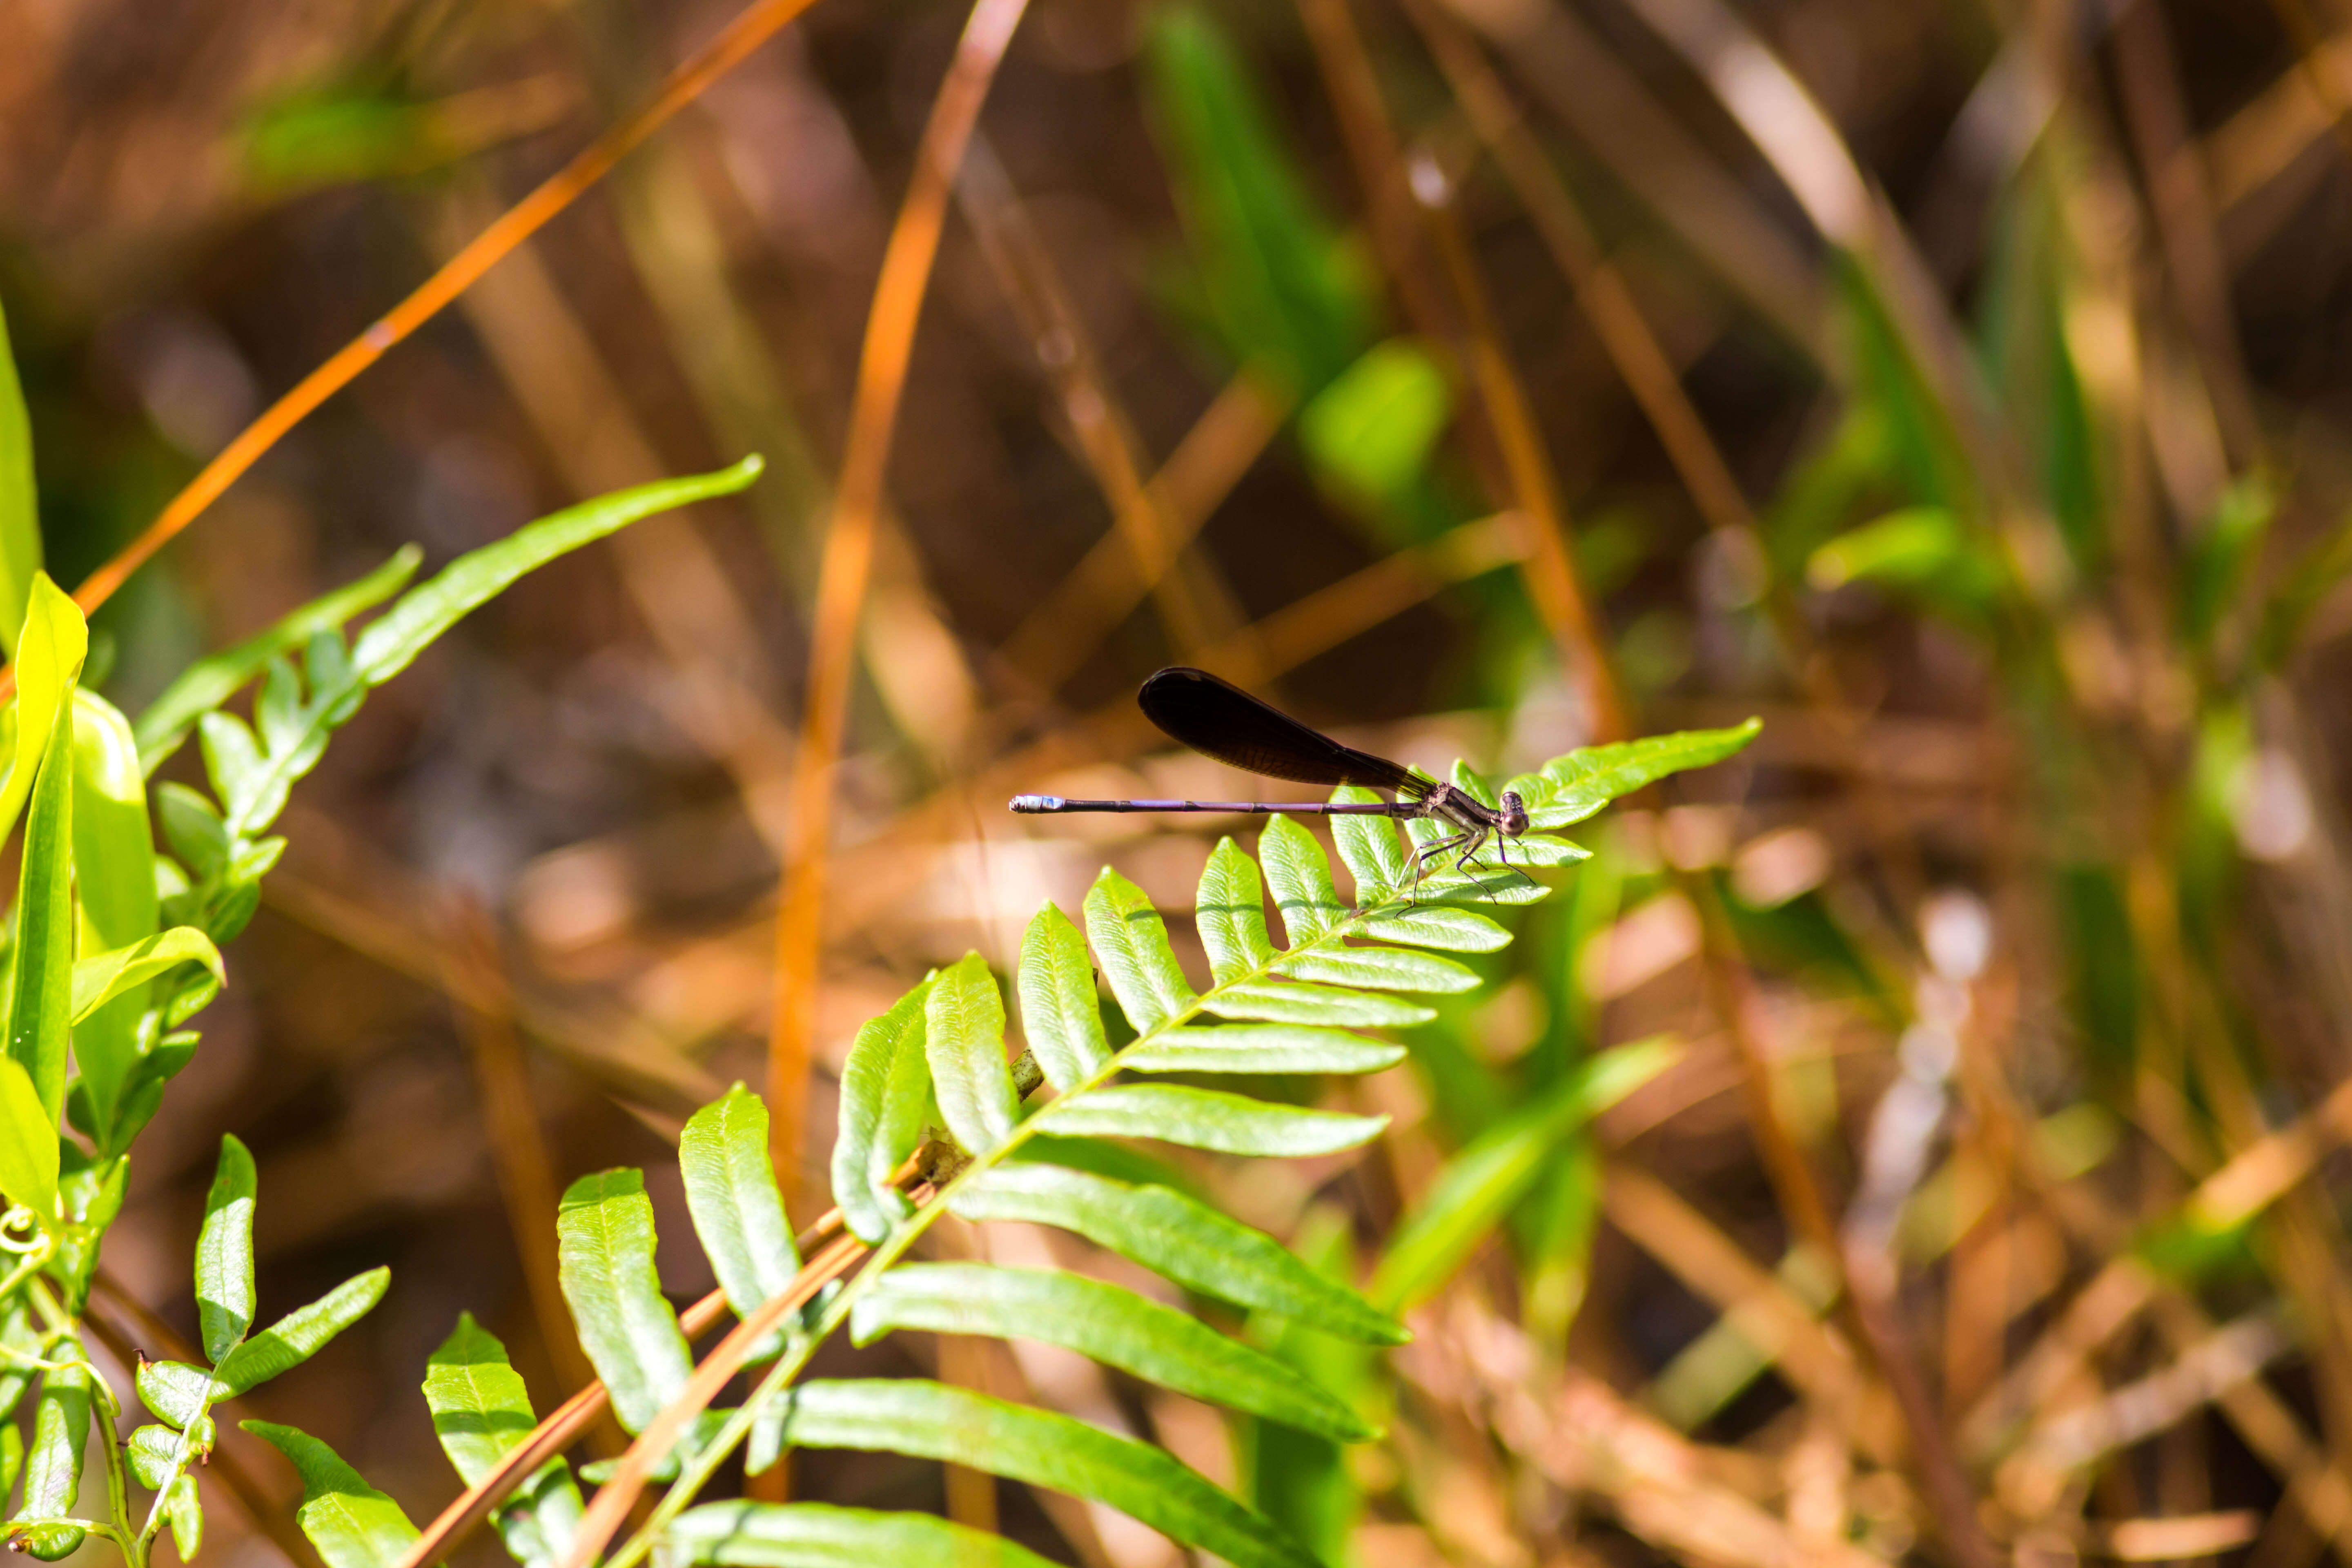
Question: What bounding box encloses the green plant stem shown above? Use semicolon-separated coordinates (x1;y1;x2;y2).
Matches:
596;867;1500;1568
84;1365;141;1568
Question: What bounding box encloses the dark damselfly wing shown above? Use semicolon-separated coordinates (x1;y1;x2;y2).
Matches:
1137;668;1430;797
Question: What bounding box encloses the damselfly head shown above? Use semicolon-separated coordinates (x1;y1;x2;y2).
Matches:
1498;790;1529;836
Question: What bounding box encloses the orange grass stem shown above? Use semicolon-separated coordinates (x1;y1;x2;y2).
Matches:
766;0;1030;1205
19;0;826;707
555;1231;869;1568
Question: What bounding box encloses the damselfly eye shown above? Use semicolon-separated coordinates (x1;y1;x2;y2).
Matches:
1499;789;1529;834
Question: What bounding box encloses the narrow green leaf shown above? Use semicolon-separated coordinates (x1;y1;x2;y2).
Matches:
1513;720;1762;831
1359;902;1509;952
1040;1083;1385;1157
0;1059;57;1220
354;459;762;684
951;1164;1406;1343
0;574;85;843
1084;868;1196;1031
218;1267;389;1394
242;1421;420;1568
1016;904;1110;1093
1258;816;1344;944
923;954;1019;1157
1273;943;1476;993
132;546;421;773
423;1314;583;1568
681;1087;799;1353
852;1263;1373;1441
1196;839;1275;983
196;1134;258;1363
1204;979;1435;1027
1373;1036;1681;1310
0;296;40;659
7;673;75;1125
772;1379;1319;1568
1144;4;1374;400
829;980;935;1245
12;1362;87;1562
668;1502;1061;1568
1124;1024;1402;1076
71;928;223;1025
556;1169;693;1430
69;689;160;1145
0;1298;41;1422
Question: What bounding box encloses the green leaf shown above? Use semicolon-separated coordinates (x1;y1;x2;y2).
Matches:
0;575;85;844
1015;904;1110;1093
242;1421;420;1568
829;979;936;1245
210;462;761;842
354;459;762;685
681;1087;800;1356
1085;868;1196;1031
667;1502;1062;1568
1329;787;1410;896
0;1058;57;1220
0;296;39;660
771;1379;1319;1568
196;1134;258;1363
136;1360;212;1428
1039;1083;1385;1158
131;546;421;774
1373;1036;1681;1310
1123;1024;1402;1076
1258;816;1344;944
1512;720;1762;831
217;1266;389;1394
71;927;223;1025
1143;5;1373;402
7;664;76;1126
1242;1208;1369;1564
423;1314;583;1568
165;1474;203;1562
127;1424;180;1489
14;1361;87;1530
2182;474;2274;646
0;1298;41;1422
1806;506;2000;619
1359;902;1509;952
1300;338;1452;502
951;1164;1405;1343
1273;942;1476;993
1205;979;1436;1027
1196;839;1276;984
923;954;1019;1157
556;1169;693;1430
69;690;160;1145
852;1264;1373;1441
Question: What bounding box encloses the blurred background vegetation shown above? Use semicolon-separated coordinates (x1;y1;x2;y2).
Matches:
4;0;2350;1561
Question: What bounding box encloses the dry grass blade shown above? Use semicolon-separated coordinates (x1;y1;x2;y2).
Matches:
1601;1164;1865;1425
958;135;1226;683
767;0;1030;1209
997;368;1288;690
1413;156;1629;741
442;898;605;1412
48;0;828;648
1434;0;1823;350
